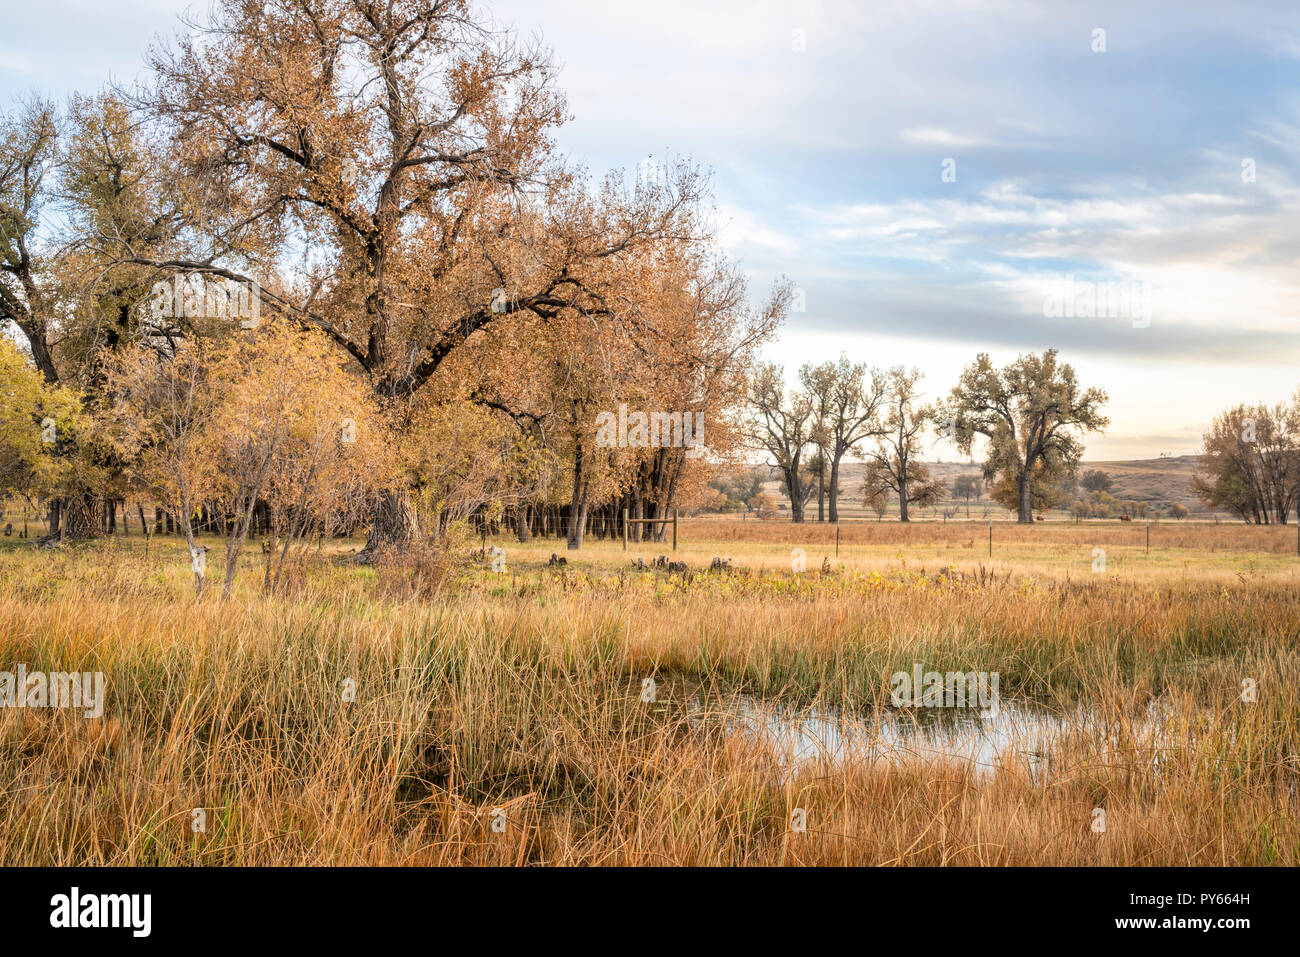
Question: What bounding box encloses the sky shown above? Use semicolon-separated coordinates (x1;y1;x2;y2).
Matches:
4;0;1299;459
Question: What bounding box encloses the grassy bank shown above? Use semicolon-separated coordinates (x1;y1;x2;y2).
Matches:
0;537;1296;864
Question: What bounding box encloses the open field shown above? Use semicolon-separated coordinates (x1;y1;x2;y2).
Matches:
675;518;1300;581
1;524;1296;866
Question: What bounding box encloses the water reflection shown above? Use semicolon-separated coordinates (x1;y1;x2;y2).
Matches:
706;696;1167;782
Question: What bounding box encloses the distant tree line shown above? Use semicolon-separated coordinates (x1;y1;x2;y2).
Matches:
748;349;1109;524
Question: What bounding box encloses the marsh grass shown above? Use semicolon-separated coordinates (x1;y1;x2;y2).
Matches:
0;536;1296;865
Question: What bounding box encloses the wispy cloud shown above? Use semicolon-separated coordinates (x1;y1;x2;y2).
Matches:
899;127;987;148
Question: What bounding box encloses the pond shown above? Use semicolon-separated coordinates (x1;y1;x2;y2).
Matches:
703;695;1170;782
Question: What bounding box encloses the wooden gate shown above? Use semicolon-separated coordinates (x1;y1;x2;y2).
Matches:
622;508;679;551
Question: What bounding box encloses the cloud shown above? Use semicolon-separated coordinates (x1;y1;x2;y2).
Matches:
900;127;986;148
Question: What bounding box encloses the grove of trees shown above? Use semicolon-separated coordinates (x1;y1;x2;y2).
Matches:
0;0;789;587
749;349;1110;524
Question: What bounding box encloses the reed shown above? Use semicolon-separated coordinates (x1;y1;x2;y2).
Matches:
0;537;1295;865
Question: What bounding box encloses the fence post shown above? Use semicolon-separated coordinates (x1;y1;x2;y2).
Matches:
623;508;629;551
836;521;840;557
1146;520;1150;555
672;509;678;551
988;519;992;558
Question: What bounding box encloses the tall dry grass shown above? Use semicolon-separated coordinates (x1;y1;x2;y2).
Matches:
0;540;1296;865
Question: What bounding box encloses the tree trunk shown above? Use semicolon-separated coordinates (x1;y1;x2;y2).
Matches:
566;447;589;550
59;492;105;541
566;497;589;549
653;452;684;543
1018;469;1033;523
816;458;825;522
828;456;842;523
357;488;422;560
784;459;807;523
26;330;59;386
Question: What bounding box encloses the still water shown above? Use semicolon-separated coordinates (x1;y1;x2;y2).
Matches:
701;696;1169;781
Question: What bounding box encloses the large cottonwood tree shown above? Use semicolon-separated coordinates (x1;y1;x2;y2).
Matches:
748;363;817;523
1;95;179;537
799;356;885;523
0;99;60;385
864;367;943;522
123;0;709;552
943;350;1108;524
1193;398;1300;524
